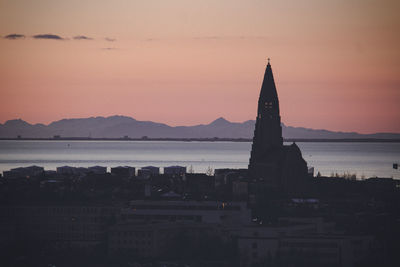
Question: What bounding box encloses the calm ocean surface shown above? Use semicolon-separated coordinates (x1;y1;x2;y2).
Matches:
0;140;399;179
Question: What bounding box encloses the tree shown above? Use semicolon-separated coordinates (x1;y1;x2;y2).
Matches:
188;165;194;174
206;166;214;176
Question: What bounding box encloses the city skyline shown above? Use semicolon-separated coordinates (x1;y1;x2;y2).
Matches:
1;0;399;134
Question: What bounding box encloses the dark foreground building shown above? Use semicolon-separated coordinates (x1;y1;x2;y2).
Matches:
249;59;308;194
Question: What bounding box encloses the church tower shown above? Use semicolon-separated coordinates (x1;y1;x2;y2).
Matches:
249;59;283;171
248;59;308;192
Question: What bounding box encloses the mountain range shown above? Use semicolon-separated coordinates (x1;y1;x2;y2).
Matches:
0;116;399;139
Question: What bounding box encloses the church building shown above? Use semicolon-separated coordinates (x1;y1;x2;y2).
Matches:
248;59;309;194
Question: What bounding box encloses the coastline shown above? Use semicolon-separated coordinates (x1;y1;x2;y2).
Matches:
1;137;400;143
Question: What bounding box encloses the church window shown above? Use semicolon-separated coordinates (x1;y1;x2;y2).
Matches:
265;102;272;109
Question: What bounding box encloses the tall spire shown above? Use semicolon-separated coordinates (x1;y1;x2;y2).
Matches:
249;60;283;169
258;58;280;117
248;60;309;191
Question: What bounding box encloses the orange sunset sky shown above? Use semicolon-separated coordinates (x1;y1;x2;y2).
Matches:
0;0;399;133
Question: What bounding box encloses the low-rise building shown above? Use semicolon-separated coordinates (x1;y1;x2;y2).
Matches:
164;166;186;176
111;166;136;177
138;166;159;178
56;166;91;176
184;173;215;197
214;168;248;187
0;205;118;249
120;200;251;225
3;165;44;179
237;218;372;267
108;222;223;258
88;166;107;175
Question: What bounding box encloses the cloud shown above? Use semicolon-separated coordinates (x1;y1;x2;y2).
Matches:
73;35;93;40
4;34;25;40
33;34;64;40
102;47;117;50
105;37;116;42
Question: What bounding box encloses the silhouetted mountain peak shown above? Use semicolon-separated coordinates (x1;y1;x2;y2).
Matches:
0;115;399;139
49;115;137;127
210;117;230;126
106;115;137;121
3;119;31;127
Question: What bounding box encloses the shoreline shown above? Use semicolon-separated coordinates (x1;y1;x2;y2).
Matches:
1;137;400;143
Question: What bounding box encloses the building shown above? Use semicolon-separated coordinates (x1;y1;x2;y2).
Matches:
56;166;90;176
183;173;215;197
237;218;372;267
164;165;186;176
3;165;44;179
108;222;223;258
248;59;309;194
0;205;118;249
232;181;248;199
137;166;160;178
56;166;75;175
111;166;136;177
215;169;248;188
119;200;251;225
88;166;107;175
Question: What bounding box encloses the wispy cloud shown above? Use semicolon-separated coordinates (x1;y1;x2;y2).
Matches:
3;33;120;43
102;47;117;50
73;35;93;40
33;34;64;40
4;34;25;40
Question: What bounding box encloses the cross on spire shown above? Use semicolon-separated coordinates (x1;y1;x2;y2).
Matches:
267;57;270;65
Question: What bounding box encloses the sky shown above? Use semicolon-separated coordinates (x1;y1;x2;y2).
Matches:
0;0;399;134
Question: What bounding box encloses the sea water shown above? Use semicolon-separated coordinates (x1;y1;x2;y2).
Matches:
0;140;399;179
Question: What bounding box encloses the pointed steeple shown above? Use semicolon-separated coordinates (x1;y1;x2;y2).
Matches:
248;59;309;190
258;58;280;117
249;59;283;169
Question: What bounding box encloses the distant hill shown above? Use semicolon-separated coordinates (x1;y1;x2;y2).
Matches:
0;115;399;139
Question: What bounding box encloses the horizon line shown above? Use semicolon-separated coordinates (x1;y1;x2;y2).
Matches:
1;115;400;135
